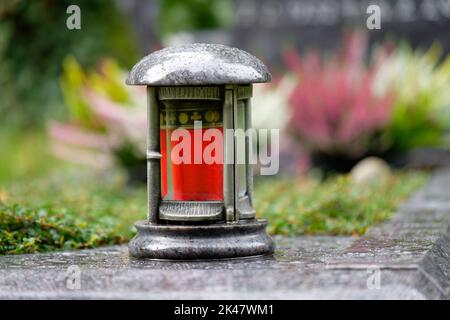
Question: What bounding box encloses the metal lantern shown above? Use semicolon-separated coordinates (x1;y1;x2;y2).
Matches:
126;43;274;259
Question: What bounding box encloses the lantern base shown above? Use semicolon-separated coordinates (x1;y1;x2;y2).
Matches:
128;219;274;260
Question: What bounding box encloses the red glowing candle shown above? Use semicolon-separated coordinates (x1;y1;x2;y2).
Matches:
160;100;223;201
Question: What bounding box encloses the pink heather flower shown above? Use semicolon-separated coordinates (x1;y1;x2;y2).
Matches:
283;31;393;157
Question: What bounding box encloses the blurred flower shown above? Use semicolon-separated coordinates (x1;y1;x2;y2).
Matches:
251;75;308;174
373;43;450;151
284;31;393;158
49;56;146;171
252;75;295;130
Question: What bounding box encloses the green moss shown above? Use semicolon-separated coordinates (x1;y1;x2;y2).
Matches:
0;169;428;255
255;172;428;236
0;170;145;255
0;204;123;255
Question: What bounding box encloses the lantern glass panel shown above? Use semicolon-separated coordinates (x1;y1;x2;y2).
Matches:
160;99;223;201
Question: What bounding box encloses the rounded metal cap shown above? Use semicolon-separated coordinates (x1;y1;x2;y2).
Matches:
126;43;271;86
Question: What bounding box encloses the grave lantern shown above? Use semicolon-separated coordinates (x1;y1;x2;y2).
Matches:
126;43;274;259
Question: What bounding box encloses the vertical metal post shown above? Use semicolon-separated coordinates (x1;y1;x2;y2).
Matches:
245;90;254;207
223;85;235;222
147;87;161;223
232;85;240;222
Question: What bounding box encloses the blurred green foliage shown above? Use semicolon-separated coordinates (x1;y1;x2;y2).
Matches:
60;56;134;130
56;56;147;177
0;0;138;127
159;0;233;38
376;44;450;151
0;127;63;183
0;169;427;254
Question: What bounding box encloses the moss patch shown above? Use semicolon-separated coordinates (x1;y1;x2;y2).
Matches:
255;172;428;236
0;171;144;255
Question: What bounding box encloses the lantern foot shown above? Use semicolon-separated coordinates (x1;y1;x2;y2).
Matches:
128;219;274;260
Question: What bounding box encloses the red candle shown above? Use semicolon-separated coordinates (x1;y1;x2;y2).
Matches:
160;103;223;201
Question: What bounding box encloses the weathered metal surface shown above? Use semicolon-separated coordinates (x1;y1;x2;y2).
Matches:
146;87;161;223
157;86;223;100
128;219;274;260
126;43;271;86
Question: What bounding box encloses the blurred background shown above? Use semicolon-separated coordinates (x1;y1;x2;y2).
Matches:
1;0;450;183
0;0;450;254
1;0;450;252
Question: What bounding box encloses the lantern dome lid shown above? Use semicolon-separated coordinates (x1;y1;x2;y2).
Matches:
126;43;271;86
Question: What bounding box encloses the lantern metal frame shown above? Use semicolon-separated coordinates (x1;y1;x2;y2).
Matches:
126;44;274;259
